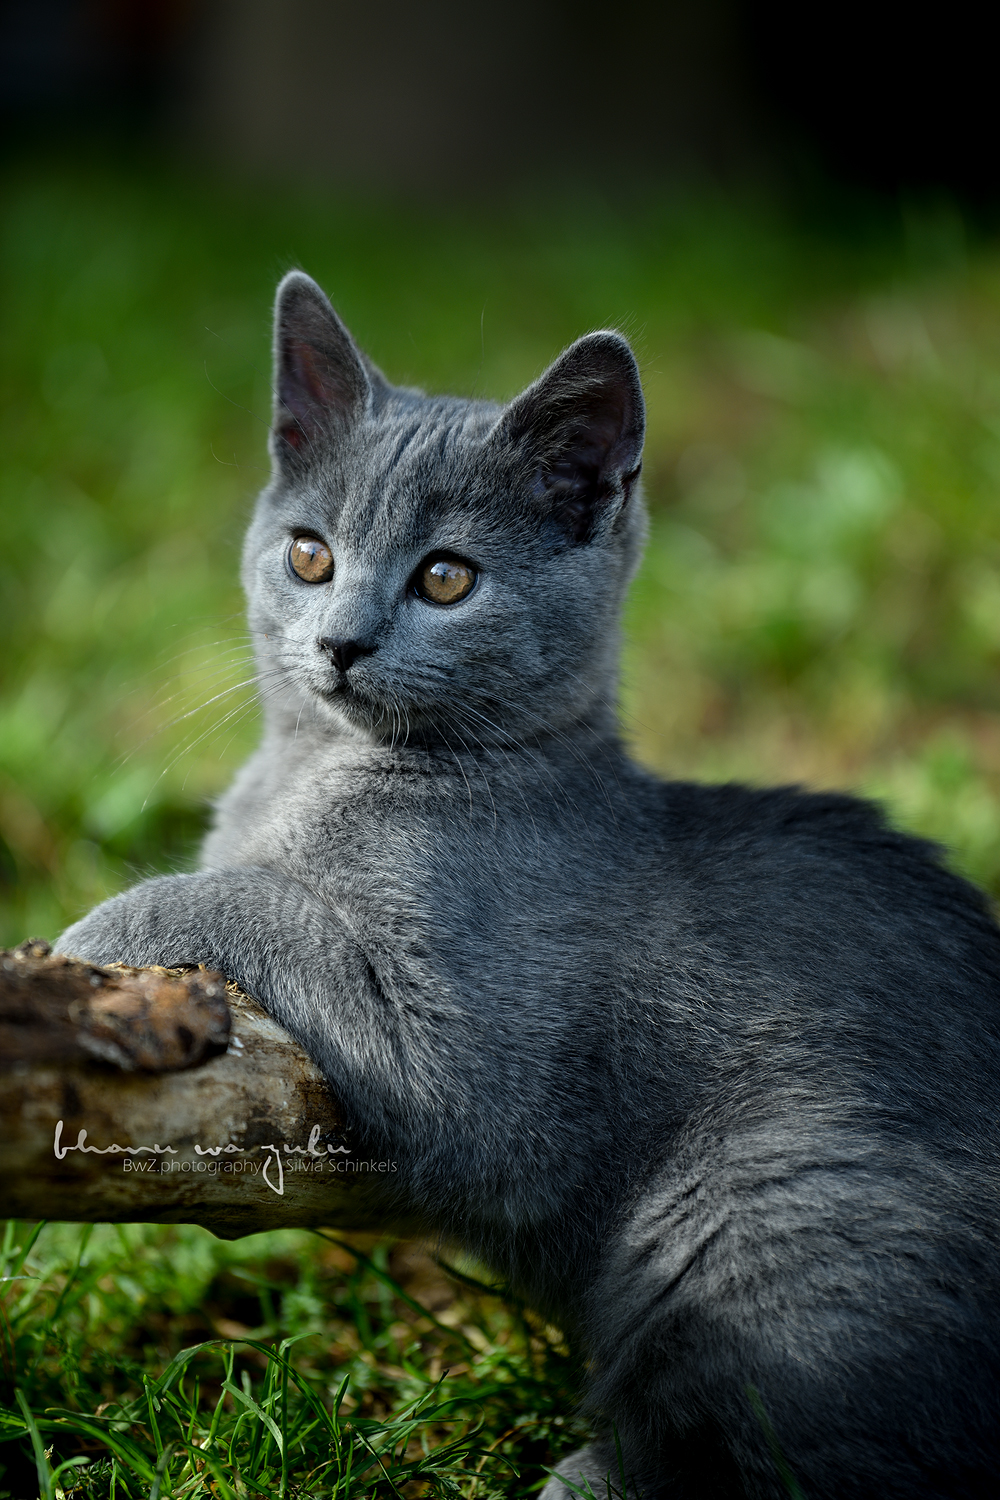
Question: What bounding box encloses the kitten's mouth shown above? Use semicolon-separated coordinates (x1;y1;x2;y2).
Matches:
310;669;424;743
313;670;381;719
318;673;356;701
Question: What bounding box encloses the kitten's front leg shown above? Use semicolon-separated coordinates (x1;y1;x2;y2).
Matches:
55;867;445;1159
57;872;241;973
56;867;364;1041
57;866;575;1221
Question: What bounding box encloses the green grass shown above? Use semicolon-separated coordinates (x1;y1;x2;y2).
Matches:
3;155;1000;1494
0;1221;584;1498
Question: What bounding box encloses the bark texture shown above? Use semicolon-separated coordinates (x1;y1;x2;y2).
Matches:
0;943;400;1239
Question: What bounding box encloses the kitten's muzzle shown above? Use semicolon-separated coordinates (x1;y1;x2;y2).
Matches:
317;637;377;675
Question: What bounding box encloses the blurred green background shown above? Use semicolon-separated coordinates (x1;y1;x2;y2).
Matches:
3;158;1000;947
3;9;1000;1496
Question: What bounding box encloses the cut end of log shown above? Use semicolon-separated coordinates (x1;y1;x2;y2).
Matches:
1;940;231;1072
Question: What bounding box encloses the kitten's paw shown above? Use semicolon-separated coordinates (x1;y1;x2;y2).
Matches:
541;1442;655;1500
55;876;215;971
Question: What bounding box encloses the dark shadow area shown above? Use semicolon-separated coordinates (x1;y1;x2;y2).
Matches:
742;0;1000;202
2;0;998;207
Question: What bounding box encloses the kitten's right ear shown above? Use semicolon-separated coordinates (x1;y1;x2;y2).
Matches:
492;330;645;545
271;272;372;466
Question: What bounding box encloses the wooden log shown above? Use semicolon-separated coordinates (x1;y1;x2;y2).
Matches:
0;943;406;1240
0;940;232;1070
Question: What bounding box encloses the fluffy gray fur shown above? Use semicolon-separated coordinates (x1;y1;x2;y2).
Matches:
58;272;1000;1498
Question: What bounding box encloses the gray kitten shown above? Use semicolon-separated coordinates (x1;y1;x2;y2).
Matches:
59;272;1000;1498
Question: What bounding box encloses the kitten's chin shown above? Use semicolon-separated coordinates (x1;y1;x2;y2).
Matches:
313;683;458;750
310;680;408;744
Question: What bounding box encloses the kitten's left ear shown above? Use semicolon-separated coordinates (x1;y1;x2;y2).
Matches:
271;271;375;466
495;331;645;543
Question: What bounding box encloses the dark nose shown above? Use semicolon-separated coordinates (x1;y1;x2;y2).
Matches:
318;637;376;674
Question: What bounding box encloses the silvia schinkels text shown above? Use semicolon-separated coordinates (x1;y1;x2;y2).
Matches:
52;1120;398;1196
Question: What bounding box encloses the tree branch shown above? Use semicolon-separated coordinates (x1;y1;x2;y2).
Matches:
0;944;405;1240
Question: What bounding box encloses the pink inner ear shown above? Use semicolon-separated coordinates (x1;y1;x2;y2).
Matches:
279;337;360;448
286;340;332;410
276;339;335;449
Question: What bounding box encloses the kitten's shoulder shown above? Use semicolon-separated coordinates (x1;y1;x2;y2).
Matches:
657;778;919;854
651;776;997;928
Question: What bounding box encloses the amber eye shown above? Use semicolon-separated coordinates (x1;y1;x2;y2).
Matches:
289;535;334;584
415;556;477;605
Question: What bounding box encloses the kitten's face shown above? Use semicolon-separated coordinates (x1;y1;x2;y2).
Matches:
243;273;646;750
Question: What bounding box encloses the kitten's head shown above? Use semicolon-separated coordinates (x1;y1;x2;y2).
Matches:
243;271;646;749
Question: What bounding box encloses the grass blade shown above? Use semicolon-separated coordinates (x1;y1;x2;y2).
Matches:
15;1388;53;1500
